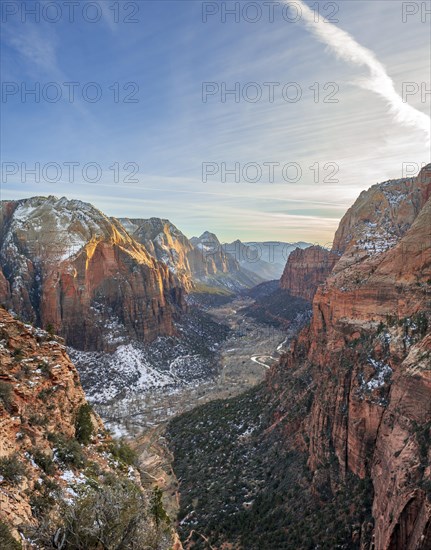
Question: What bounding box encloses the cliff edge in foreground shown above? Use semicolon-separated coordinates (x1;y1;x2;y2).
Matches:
0;307;180;549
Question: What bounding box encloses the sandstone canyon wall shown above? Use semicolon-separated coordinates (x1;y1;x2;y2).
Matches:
0;307;104;532
0;197;186;350
272;164;431;549
120;217;198;291
280;245;339;302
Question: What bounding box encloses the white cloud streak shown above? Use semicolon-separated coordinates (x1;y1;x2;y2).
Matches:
292;0;430;143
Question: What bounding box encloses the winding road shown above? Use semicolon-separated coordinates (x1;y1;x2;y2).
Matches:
251;337;288;369
250;355;276;369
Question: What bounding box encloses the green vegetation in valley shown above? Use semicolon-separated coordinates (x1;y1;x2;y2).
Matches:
242;288;311;328
167;383;374;549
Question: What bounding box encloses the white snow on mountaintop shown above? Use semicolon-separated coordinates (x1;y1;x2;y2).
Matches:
10;196;100;221
349;183;417;256
118;218;139;235
334;169;431;259
382;189;408;207
354;222;399;255
12;196;106;232
11;203;38;221
4;196;119;262
119;217;186;241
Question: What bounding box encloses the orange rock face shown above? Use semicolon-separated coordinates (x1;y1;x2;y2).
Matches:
332;167;430;257
271;164;431;549
280;245;339;301
0;197;186;350
0;308;105;530
0;308;183;548
120;217;198;291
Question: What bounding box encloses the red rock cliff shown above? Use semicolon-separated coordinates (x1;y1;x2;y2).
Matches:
0;308;106;532
0;197;186;351
270;164;431;549
280;245;339;301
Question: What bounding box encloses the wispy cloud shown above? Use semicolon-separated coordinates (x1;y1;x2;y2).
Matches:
98;1;118;32
2;22;61;78
2;1;429;243
292;0;430;143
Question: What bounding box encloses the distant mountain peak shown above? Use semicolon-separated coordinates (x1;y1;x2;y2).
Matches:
194;231;220;245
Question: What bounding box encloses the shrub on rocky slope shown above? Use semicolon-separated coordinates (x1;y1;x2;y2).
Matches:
0;307;176;549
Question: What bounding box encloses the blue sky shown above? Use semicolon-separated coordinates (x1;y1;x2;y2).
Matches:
1;0;430;244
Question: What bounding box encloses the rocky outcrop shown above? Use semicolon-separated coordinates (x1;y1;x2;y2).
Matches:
272;164;431;549
0;308;181;548
120;217;197;291
0;197;186;350
332;167;431;261
280;166;431;304
280;245;339;301
0;267;9;303
0;308;108;531
0;308;89;527
311;166;431;341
